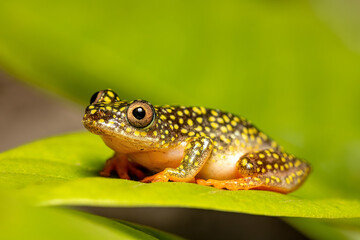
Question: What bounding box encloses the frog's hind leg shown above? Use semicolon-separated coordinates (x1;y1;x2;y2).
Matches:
196;149;311;193
100;153;146;180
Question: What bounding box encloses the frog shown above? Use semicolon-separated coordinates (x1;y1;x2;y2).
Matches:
82;89;310;193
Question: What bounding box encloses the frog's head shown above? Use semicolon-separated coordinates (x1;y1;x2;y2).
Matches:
82;89;161;153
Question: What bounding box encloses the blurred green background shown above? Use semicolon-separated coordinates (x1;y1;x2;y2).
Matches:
0;0;359;239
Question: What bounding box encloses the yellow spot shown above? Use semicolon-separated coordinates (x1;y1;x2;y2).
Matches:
171;137;175;141
187;119;194;126
285;163;289;169
217;118;224;124
256;168;260;172
205;127;211;132
254;177;261;181
281;157;286;162
220;126;227;133
210;133;216;138
259;153;265;159
256;138;262;144
120;122;125;127
295;160;301;167
194;161;199;166
249;181;254;185
241;158;248;166
229;146;234;151
289;162;293;168
196;117;203;124
200;107;206;114
106;106;112;110
179;118;184;124
188;131;195;137
209;116;216;122
265;150;271;157
166;109;172;113
266;164;272;170
177;111;183;116
192;107;202;115
223;115;230;123
90;110;97;114
195;126;203;131
280;165;284;171
211;110;218;116
271;141;278;148
246;163;253;169
241;133;248;142
107;91;114;97
181;129;188;134
161;134;165;139
170;115;176;120
235;139;240;146
226;124;233;131
273;153;279;159
141;132;147;137
165;130;169;134
211;122;219;129
274;163;279;169
126;128;132;133
88;106;94;109
120;107;126;112
98;119;105;123
286;178;290;184
174;124;179;130
234;116;240;122
113;114;117;118
257;160;263;165
104;96;111;102
230;120;237;126
134;131;140;136
195;150;201;156
160;115;167;120
265;178;270;184
184;109;190;115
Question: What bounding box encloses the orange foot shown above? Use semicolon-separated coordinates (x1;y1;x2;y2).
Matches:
141;171;170;183
196;178;262;190
100;154;145;180
141;171;196;183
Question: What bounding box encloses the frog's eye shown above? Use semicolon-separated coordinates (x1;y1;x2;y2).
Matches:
90;91;103;104
127;101;155;128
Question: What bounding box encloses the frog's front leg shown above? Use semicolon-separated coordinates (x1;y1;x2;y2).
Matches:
141;136;213;183
197;149;311;193
100;153;146;180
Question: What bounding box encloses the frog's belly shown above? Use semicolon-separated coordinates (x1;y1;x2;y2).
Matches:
197;153;243;180
129;143;243;180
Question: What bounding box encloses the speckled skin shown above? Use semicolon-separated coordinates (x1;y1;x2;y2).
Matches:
83;89;310;193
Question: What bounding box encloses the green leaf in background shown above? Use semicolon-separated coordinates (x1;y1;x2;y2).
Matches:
0;132;359;219
0;189;183;240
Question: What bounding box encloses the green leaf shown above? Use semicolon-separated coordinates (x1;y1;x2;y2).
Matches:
0;0;359;201
0;132;359;219
0;189;183;240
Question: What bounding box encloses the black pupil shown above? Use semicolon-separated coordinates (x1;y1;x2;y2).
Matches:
133;107;146;120
90;91;100;104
